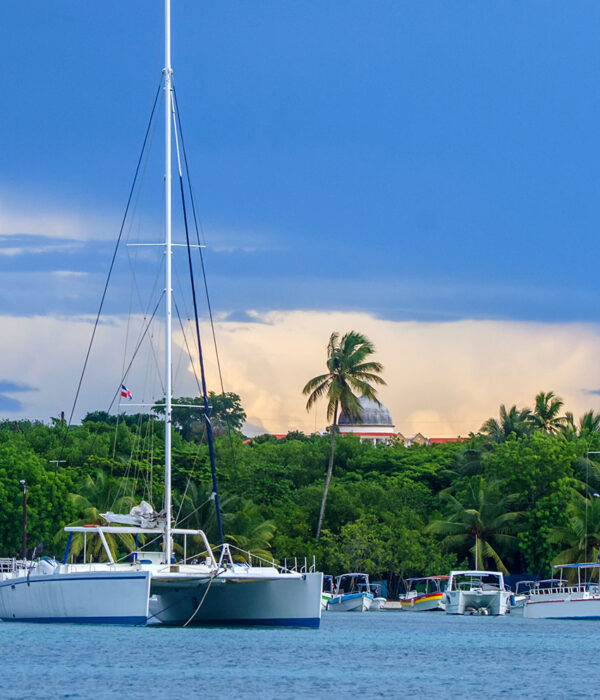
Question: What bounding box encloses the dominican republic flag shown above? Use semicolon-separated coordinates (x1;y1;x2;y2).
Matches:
121;385;132;400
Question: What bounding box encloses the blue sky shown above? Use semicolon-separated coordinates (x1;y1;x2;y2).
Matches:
3;1;600;322
3;2;600;429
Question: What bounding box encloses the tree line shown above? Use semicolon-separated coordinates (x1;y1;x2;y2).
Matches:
1;331;600;594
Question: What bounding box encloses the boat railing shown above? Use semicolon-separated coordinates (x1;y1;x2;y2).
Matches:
0;558;17;573
529;584;600;596
282;555;317;574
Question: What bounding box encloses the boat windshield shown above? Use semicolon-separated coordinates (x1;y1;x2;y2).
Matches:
452;573;503;590
337;574;369;594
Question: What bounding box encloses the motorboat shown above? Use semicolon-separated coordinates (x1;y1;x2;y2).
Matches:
442;570;511;616
368;582;387;610
399;576;448;611
327;573;374;612
522;564;600;619
322;574;334;610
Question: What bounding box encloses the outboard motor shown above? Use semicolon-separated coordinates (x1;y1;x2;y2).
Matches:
38;557;58;575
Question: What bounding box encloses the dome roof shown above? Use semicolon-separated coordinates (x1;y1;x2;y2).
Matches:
338;397;393;427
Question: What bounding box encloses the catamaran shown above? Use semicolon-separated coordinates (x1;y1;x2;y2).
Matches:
0;0;322;628
442;570;511;616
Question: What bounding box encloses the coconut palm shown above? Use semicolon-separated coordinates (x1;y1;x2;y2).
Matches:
532;391;566;434
549;492;600;575
226;500;276;563
480;404;534;443
578;410;600;437
426;476;521;572
62;470;137;562
172;481;236;560
303;331;385;540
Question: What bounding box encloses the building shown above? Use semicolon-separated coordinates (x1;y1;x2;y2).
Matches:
338;397;396;446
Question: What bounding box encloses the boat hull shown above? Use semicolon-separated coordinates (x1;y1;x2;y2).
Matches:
369;597;386;610
0;570;151;624
400;592;444;612
327;592;373;612
149;571;322;627
523;592;600;619
444;589;510;616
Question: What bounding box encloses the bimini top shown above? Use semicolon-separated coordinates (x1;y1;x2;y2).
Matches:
338;397;393;427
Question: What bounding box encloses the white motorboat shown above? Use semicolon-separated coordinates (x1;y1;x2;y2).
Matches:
0;0;322;628
368;581;386;610
523;564;600;619
442;570;511;616
327;573;374;612
322;574;334;610
399;576;448;611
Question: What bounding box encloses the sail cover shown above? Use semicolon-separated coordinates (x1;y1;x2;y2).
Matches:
100;501;165;529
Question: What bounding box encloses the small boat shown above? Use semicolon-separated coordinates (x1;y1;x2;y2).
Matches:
523;564;600;619
399;576;448;611
442;570;511;616
368;582;387;611
322;574;335;610
327;573;374;612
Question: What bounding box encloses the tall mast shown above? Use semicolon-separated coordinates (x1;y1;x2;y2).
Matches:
163;0;173;564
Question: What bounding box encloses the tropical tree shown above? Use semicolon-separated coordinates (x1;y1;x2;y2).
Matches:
480;404;534;443
577;410;600;439
226;500;276;563
532;391;566;434
426;476;521;572
61;470;137;562
302;331;385;540
549;492;600;573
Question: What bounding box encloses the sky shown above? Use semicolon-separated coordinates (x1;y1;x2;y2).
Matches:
2;1;600;435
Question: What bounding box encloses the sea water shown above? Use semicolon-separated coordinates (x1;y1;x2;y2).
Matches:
1;612;596;698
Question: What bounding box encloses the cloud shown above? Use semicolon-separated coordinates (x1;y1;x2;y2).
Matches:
1;311;600;440
0;195;117;243
0;380;37;393
0;395;24;411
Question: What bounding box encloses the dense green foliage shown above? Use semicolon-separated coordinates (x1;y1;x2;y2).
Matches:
1;391;600;595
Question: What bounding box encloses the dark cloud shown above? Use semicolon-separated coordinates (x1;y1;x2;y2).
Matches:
585;389;600;396
0;380;37;393
0;394;23;411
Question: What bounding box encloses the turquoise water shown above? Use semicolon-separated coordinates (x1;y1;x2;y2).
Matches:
1;612;596;698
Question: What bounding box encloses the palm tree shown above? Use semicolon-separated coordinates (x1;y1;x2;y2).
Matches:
549;492;600;574
62;470;137;562
578;410;600;437
532;391;566;434
426;476;521;572
303;331;385;540
226;501;276;563
480;404;534;443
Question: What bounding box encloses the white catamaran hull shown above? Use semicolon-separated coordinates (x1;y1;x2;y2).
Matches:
0;570;151;624
149;572;322;626
0;564;322;627
444;589;510;616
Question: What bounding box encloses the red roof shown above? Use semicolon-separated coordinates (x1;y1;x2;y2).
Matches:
428;437;462;444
